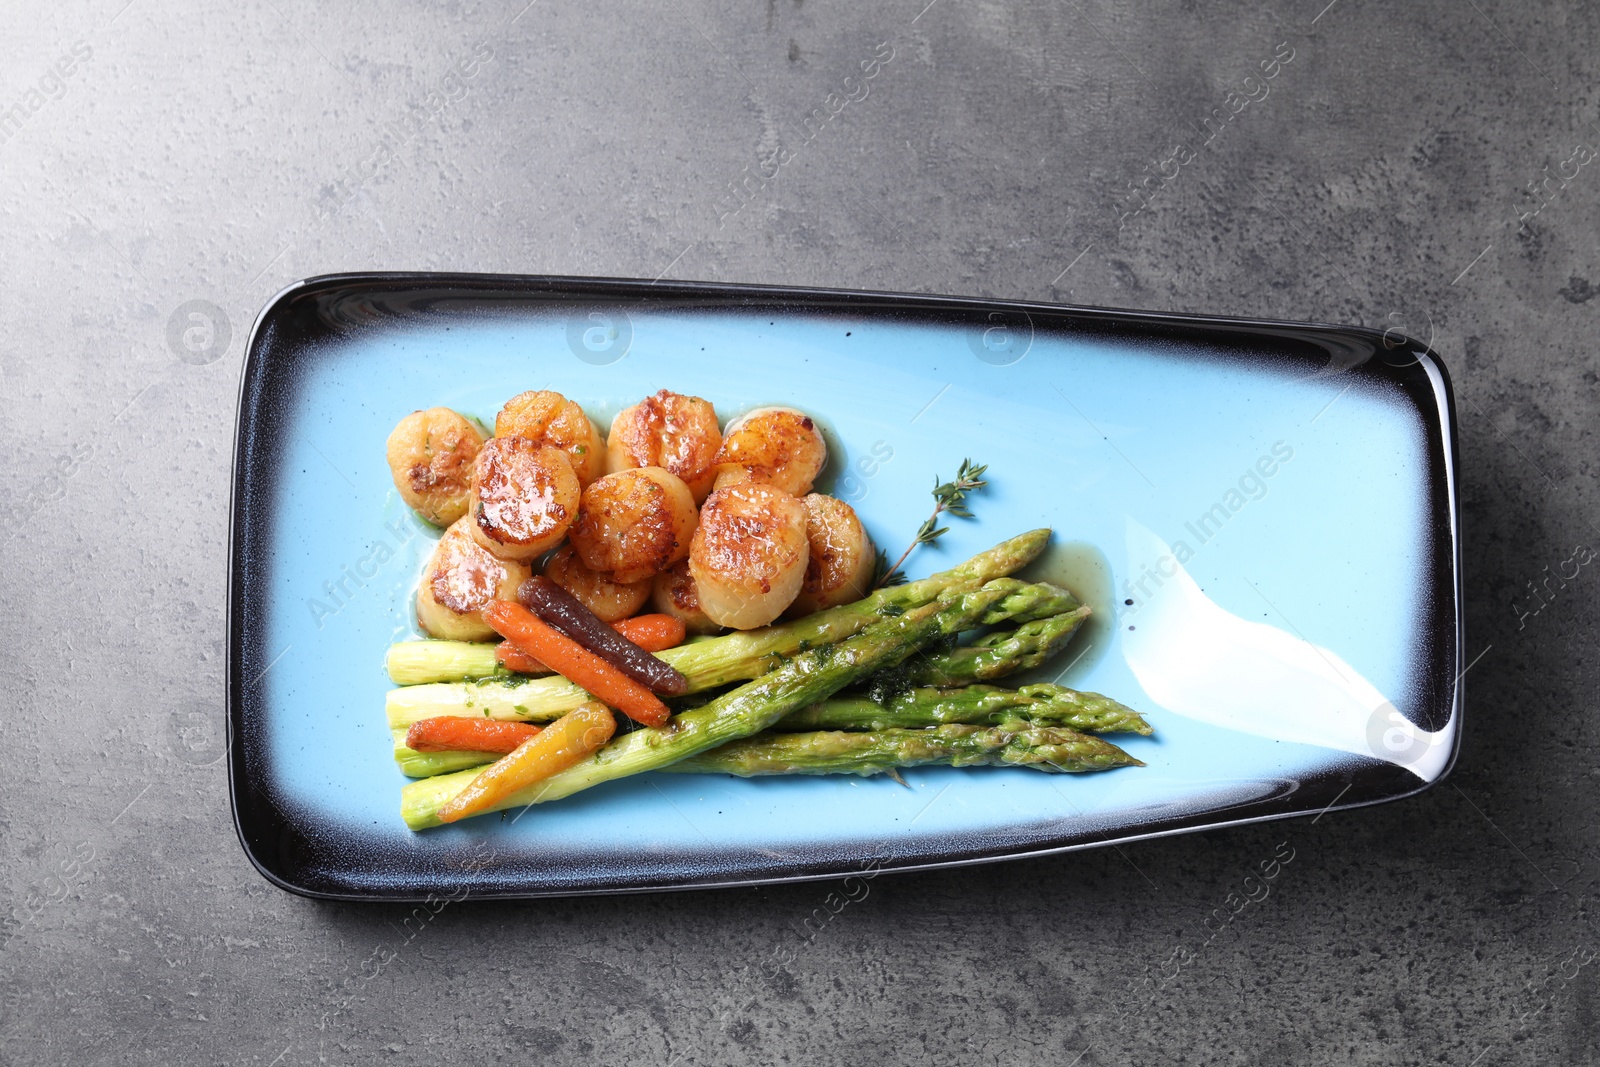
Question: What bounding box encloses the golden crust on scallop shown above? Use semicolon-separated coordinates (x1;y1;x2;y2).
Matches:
606;390;722;501
651;559;722;635
543;543;652;623
385;408;485;526
788;493;876;617
417;516;531;640
494;390;607;486
467;437;580;561
688;483;809;630
710;406;828;497
568;467;699;585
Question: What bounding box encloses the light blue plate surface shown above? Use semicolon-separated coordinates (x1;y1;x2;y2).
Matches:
230;276;1460;897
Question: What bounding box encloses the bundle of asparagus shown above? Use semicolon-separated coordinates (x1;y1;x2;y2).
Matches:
382;530;1155;830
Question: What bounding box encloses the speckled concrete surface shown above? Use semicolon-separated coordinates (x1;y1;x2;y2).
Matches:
1;0;1596;1063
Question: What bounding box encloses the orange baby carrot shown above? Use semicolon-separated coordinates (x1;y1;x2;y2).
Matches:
405;717;541;754
494;614;688;675
611;614;687;651
481;601;671;727
436;702;616;823
495;642;551;675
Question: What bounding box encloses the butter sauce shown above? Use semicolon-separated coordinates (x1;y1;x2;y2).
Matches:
1014;538;1114;686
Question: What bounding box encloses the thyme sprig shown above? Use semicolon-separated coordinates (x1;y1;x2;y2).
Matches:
873;458;990;588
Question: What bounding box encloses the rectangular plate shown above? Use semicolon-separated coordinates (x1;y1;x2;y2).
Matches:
228;273;1462;900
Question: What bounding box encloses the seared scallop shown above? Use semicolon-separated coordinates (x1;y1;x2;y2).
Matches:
386;408;485;526
651;559;722;635
606;390;723;501
495;390;607;486
689;483;809;630
711;406;828;497
467;437;581;562
569;467;699;584
543;543;652;623
787;494;876;616
416;516;531;641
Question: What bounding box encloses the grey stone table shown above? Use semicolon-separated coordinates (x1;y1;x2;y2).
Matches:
2;0;1595;1063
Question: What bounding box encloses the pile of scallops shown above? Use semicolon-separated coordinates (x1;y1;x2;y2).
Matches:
385;390;878;640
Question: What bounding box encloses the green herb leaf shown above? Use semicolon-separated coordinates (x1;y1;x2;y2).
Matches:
873;457;990;589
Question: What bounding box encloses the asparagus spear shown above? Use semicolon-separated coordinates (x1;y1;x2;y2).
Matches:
973;578;1081;626
662;723;1142;777
382;529;1055;687
386;640;502;686
401;584;1012;829
391;727;500;777
385;627;721;685
385;576;1068;732
775;682;1152;735
869;608;1090;696
389;680;1151;779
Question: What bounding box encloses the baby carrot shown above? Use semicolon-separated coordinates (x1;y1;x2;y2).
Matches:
495;642;551;675
612;614;688;652
520;577;689;695
494;614;688;675
436;702;616;823
405;716;541;754
481;601;671;727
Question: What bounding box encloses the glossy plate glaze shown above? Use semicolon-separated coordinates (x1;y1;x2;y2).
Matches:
228;274;1462;900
